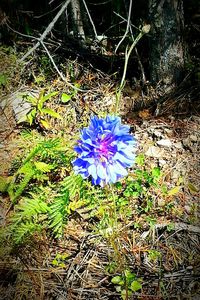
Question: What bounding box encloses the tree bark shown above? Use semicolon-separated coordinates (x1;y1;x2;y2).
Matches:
70;0;85;42
148;0;185;93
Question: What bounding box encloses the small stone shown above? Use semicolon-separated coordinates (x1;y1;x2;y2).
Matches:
171;170;180;180
174;141;183;149
157;139;172;147
182;138;190;146
164;128;173;135
159;159;167;166
145;146;164;158
157;198;165;207
184;204;192;213
0;90;36;122
190;134;198;142
153;130;163;138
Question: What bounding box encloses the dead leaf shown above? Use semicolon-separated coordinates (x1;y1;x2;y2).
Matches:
188;182;199;194
138;109;151;119
168;186;181;196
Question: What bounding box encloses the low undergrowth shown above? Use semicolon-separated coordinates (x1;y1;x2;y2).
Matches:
0;47;199;300
0;119;183;299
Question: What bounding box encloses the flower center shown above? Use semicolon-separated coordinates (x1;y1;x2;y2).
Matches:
99;142;109;156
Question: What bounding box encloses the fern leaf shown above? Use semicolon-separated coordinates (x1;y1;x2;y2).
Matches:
12;221;42;244
61;173;83;199
48;192;69;237
11;196;49;223
8;168;35;203
34;161;54;173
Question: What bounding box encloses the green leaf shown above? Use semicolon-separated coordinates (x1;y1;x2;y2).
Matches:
135;154;145;166
27;108;37;125
61;174;83;199
42;91;58;102
41;108;62;119
26;96;37;105
167;223;175;232
115;286;121;292
52;259;59;266
151;167;161;178
130;280;142;292
111;276;122;284
34;75;45;84
0;74;8;85
124;270;135;281
19;162;34;174
34;161;54;173
40;119;50;129
61;93;72;103
161;184;168;194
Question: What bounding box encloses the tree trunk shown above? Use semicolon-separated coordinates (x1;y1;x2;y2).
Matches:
148;0;185;93
70;0;85;42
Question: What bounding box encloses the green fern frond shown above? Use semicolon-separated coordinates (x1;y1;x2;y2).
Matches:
7;193;49;244
8;165;36;203
48;191;70;237
12;221;42;244
11;194;49;224
61;173;83;199
34;161;54;172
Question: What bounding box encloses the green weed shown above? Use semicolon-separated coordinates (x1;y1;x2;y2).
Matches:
111;269;142;300
18;90;62;129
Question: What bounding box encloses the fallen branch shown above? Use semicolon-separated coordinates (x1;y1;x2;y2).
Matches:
20;0;71;62
155;222;200;234
140;221;200;243
40;41;65;81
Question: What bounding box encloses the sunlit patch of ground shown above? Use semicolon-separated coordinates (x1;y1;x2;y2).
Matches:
0;52;200;299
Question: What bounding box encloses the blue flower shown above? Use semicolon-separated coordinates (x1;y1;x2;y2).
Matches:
72;115;137;186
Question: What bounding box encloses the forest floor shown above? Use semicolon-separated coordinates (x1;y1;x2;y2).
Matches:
0;47;200;300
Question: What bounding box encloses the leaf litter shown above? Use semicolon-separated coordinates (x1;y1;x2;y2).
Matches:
0;54;200;300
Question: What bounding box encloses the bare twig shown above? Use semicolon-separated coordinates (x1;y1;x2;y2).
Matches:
142;222;200;242
40;41;65;81
6;23;38;40
115;27;148;113
115;0;133;53
113;11;146;84
81;0;98;39
20;0;71;61
135;47;146;84
113;11;138;31
40;41;87;91
155;222;200;234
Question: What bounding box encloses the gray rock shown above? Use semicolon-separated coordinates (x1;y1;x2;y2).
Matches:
0;90;38;122
157;139;172;147
174;141;183;149
153;129;164;138
190;134;198;142
159;159;167;166
145;146;165;158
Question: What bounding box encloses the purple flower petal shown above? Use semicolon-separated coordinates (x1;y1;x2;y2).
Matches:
72;115;137;186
